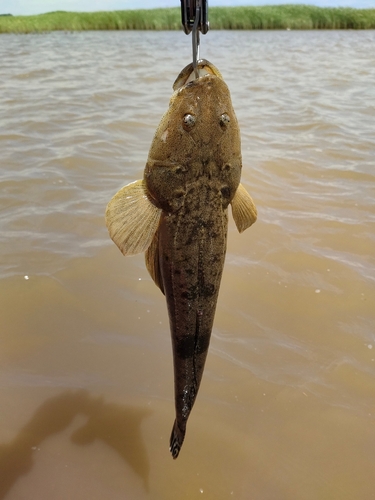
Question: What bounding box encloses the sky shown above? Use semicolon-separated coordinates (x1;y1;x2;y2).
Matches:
2;0;375;16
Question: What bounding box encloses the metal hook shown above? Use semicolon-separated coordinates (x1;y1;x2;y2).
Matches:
192;5;200;79
180;0;209;78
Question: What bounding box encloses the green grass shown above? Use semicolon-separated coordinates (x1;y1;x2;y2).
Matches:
1;5;375;34
213;5;375;29
0;9;181;33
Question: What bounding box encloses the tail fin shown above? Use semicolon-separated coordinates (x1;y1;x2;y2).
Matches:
169;419;185;459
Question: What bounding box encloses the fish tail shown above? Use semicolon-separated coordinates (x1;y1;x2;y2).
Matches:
169;419;186;459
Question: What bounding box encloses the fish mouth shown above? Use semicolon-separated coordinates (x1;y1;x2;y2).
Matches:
173;59;223;91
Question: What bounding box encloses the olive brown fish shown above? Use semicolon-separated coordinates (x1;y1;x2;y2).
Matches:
105;59;257;459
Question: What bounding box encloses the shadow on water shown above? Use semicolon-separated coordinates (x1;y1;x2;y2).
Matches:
0;390;151;498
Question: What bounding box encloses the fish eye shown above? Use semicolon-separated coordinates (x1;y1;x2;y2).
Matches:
183;114;196;130
220;113;230;127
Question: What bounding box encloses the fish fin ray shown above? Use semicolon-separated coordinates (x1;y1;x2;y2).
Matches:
231;183;257;233
169;419;185;459
145;231;164;294
105;179;161;256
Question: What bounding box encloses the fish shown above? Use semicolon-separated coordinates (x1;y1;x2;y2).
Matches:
105;59;257;459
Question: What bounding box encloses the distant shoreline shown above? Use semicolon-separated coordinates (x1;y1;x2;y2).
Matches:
1;6;375;33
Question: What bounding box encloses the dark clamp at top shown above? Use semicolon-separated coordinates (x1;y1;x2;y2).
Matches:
181;0;209;35
180;0;209;78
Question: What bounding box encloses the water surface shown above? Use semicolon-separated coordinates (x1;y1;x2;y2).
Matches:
1;30;375;500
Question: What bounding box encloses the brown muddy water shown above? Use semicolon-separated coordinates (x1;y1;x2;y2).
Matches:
1;29;375;499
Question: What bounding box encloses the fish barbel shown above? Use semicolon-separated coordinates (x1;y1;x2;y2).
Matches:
105;59;257;459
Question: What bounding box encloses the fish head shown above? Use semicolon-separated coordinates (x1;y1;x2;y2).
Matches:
145;59;242;213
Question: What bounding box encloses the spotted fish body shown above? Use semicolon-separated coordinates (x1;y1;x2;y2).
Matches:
106;60;257;459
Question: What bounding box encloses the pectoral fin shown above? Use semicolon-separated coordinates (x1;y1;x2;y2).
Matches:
105;179;162;256
231;183;257;233
145;230;164;294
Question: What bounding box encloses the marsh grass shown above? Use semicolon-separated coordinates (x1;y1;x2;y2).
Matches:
1;6;375;33
0;9;181;33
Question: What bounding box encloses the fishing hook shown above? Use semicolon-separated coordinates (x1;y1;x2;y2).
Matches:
180;0;209;79
192;6;200;79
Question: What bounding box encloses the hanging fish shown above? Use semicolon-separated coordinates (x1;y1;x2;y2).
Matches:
106;59;257;459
